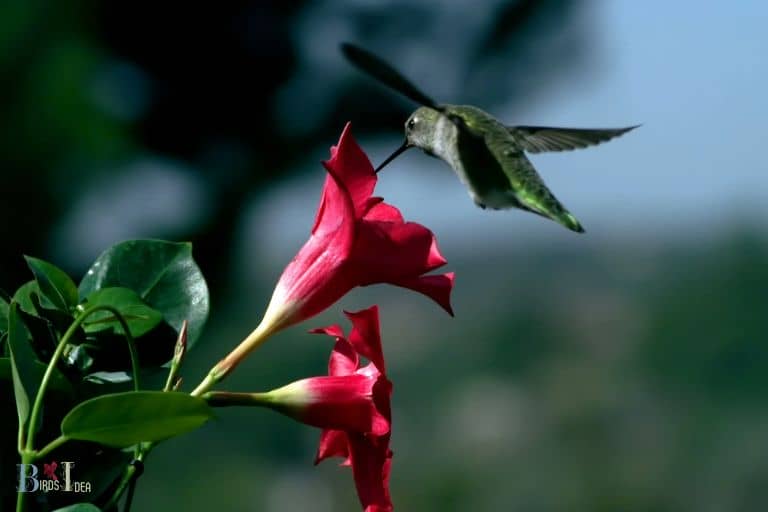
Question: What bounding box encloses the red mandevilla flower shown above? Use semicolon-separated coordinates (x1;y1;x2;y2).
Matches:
264;122;453;329
212;122;454;379
312;306;393;512
204;306;393;511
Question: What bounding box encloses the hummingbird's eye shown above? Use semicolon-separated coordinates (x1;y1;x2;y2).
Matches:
407;117;417;130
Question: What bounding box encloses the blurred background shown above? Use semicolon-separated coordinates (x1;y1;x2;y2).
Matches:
2;0;767;510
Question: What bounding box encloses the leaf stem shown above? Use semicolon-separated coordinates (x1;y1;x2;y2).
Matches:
35;435;68;459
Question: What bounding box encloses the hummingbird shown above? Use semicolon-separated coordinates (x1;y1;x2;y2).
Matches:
341;43;639;233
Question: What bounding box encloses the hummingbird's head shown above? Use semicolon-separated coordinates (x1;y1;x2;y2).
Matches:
374;107;442;173
404;107;442;152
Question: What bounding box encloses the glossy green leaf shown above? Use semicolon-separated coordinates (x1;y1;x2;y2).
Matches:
0;296;8;334
7;302;40;430
13;280;42;316
61;391;214;447
82;287;163;337
52;504;102;512
79;240;209;347
25;256;79;312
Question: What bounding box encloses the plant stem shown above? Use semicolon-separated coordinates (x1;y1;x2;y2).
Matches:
124;473;138;512
190;322;274;397
16;451;34;512
35;435;67;459
190;372;217;397
104;449;148;511
163;320;187;392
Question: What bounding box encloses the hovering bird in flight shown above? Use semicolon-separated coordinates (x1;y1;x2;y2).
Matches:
341;43;638;233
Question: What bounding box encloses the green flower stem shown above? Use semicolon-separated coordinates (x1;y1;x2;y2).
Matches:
190;322;275;397
190;372;216;397
15;305;140;512
203;391;272;407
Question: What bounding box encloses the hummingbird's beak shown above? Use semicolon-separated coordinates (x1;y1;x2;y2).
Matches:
374;141;410;173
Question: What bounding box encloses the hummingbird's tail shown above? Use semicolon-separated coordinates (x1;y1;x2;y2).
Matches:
514;198;586;233
559;212;586;233
512;189;586;233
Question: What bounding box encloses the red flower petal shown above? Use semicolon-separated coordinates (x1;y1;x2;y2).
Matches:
345;306;386;374
363;200;403;223
272;167;356;326
308;324;345;338
370;373;393;426
353;220;447;281
348;433;394;512
310;326;359;376
301;375;390;435
315;429;350;465
323;122;377;218
391;272;455;316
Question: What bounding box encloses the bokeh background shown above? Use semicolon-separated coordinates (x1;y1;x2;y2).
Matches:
2;0;768;510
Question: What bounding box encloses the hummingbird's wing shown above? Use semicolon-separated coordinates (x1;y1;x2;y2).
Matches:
341;43;443;110
507;125;639;153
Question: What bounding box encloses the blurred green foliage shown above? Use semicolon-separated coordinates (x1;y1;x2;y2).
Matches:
120;232;767;512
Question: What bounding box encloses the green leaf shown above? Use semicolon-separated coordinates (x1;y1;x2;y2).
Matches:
79;240;209;347
0;296;8;334
61;390;214;447
7;302;40;430
82;287;163;338
52;504;102;512
25;256;79;313
13;280;42;316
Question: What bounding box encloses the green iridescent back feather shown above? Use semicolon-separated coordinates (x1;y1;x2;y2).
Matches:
447;105;585;233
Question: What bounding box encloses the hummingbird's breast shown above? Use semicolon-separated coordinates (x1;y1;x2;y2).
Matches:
430;115;467;181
